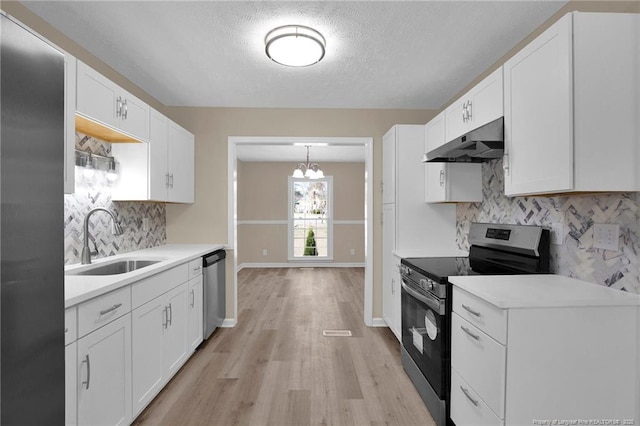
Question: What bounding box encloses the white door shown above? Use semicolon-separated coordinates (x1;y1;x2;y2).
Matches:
77;314;132;426
382;127;396;204
75;61;118;129
503;14;573;196
382;203;397;336
188;276;204;352
148;109;169;201
118;89;150;142
425;111;446;153
163;283;189;378
445;97;469;142
167;121;195;203
131;297;165;416
65;342;77;426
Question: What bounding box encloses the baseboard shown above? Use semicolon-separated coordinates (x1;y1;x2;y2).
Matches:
371;317;388;327
221;318;237;328
237;262;365;270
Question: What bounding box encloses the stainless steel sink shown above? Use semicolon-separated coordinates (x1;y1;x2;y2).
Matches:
67;259;161;276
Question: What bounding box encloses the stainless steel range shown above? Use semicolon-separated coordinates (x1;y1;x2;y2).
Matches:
399;223;550;426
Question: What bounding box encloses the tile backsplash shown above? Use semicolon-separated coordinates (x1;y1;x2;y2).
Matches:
64;134;166;265
456;159;640;294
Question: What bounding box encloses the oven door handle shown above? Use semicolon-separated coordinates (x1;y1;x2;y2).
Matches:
401;281;445;314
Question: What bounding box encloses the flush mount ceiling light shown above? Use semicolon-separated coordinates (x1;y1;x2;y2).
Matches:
265;25;326;67
293;145;324;179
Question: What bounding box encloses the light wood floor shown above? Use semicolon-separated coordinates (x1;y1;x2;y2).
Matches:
133;267;436;426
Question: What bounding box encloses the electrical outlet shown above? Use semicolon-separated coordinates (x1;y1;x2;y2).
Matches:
262;248;268;256
593;223;619;251
550;222;563;245
350;249;355;255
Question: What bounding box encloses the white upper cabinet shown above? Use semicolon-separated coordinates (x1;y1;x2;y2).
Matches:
382;126;396;204
424;112;483;203
503;12;640;196
445;67;503;142
111;108;195;203
76;60;149;143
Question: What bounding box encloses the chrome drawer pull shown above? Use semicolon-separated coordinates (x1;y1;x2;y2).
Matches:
460;386;479;407
81;354;91;390
461;325;480;341
99;303;122;316
162;307;168;329
461;304;481;317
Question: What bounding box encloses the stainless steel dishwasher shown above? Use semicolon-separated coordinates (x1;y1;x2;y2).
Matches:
203;249;226;339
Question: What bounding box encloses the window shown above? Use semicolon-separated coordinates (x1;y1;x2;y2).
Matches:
288;176;333;260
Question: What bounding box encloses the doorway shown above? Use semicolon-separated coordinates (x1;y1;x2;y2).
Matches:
228;137;374;326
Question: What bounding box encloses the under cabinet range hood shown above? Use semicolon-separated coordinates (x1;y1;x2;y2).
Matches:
424;117;504;163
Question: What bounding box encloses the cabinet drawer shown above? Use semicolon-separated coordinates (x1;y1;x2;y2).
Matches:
452;286;507;344
188;258;203;280
78;286;131;338
65;307;77;345
451;368;503;426
132;263;189;309
451;313;506;418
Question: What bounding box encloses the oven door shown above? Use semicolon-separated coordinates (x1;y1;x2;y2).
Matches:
401;278;448;399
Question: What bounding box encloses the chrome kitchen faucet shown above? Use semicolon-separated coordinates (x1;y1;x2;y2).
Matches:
81;207;124;264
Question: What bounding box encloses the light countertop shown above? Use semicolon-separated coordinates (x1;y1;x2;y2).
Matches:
65;244;224;308
449;274;640;309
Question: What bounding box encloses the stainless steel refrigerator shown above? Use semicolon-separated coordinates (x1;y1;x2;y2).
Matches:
1;12;65;424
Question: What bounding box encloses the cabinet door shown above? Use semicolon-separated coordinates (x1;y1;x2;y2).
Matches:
382;203;397;336
119;89;150;142
163;283;189;378
503;14;573;196
64;52;76;194
188;276;204;352
425;163;447;203
391;255;402;341
77;314;132;426
167;121;195;203
149;109;169;201
382;127;396;204
65;343;77;426
445;97;469;142
468;67;503;130
425;111;446;152
132;297;165;416
76;60;118;128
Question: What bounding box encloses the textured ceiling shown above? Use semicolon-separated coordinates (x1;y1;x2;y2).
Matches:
21;0;567;109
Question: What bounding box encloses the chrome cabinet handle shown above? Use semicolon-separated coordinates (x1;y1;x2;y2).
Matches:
502;153;510;175
122;99;128;119
168;303;173;326
162;306;168;329
462;102;467;123
462;304;481;317
170;173;174;188
81;354;91;390
439;169;445;187
461;325;480;341
190;289;195;308
460;386;479;407
467;100;472;121
391;278;395;295
116;96;122;117
99;303;122;316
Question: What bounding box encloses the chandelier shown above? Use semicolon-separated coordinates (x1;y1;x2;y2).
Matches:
292;145;324;179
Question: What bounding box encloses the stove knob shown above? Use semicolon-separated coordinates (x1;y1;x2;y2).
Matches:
428;280;435;291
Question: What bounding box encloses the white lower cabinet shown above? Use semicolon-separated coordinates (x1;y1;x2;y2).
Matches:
65;342;77;426
67;257;207;425
188;276;204;351
77;313;132;426
451;283;639;425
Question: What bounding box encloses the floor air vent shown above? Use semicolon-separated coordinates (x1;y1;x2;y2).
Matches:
322;330;352;337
